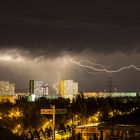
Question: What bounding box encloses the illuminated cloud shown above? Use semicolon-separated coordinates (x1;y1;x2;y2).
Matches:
0;54;23;62
0;48;139;92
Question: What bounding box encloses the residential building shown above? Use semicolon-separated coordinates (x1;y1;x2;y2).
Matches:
29;80;49;100
60;80;78;100
0;81;15;96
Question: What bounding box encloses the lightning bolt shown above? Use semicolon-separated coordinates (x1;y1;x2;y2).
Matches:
78;59;113;69
53;72;60;94
69;57;140;73
77;59;114;74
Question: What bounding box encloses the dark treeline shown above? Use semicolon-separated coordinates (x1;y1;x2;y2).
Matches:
0;93;140;139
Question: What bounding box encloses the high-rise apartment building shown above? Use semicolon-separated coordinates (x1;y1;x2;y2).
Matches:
60;80;78;100
29;80;49;99
0;81;15;96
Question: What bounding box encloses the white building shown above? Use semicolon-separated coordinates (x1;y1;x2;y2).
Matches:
29;80;49;100
0;81;15;96
60;80;79;100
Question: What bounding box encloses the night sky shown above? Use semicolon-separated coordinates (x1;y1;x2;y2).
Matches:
0;0;140;92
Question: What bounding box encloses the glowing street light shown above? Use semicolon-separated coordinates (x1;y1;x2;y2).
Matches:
9;108;23;118
9;111;14;118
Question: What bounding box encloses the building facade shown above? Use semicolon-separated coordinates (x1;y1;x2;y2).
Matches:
0;96;16;103
0;81;15;96
29;80;49;100
60;80;78;100
83;92;137;98
15;92;30;100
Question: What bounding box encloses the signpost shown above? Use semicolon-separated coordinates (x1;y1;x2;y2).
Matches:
53;106;55;140
41;109;54;114
40;106;67;140
40;108;67;115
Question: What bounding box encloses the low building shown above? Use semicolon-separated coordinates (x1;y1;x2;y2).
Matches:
83;92;137;98
15;92;30;100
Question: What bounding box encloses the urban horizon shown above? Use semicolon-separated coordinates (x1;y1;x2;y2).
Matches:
0;78;139;93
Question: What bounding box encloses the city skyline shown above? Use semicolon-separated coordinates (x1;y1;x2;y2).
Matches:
0;1;140;92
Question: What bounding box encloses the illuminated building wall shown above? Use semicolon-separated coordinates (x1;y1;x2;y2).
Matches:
60;80;64;97
83;92;137;98
0;96;16;103
60;80;78;100
15;92;30;100
29;80;49;99
0;81;15;96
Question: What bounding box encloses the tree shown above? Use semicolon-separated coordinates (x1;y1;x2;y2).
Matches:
0;124;23;140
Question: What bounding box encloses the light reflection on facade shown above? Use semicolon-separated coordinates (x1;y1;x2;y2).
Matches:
60;80;78;100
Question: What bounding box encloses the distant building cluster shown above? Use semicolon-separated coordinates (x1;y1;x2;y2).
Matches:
0;79;139;103
28;79;79;101
83;92;137;98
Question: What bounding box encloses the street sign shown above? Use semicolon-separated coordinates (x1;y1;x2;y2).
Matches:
41;109;67;114
55;109;67;114
40;106;67;140
41;109;54;114
84;133;94;136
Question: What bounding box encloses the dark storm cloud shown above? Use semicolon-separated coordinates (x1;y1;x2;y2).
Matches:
0;0;140;56
0;0;140;92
